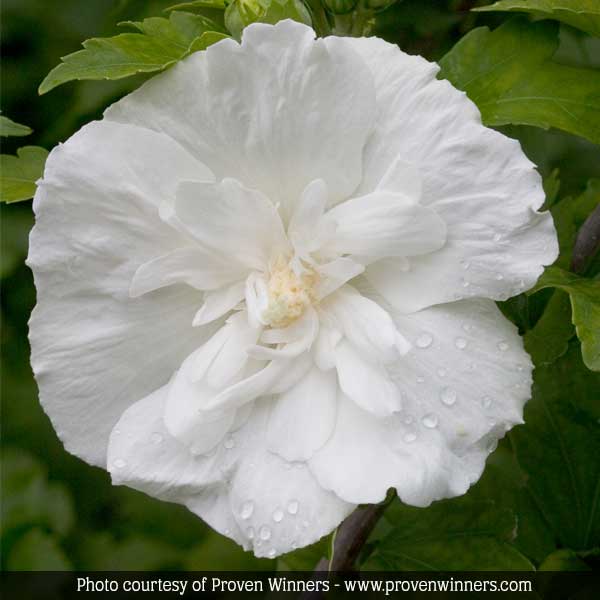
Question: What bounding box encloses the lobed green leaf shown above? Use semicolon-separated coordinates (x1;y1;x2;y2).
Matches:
474;1;600;38
511;342;600;550
38;11;228;95
439;18;600;144
531;266;600;370
0;116;32;137
363;497;534;570
0;146;48;204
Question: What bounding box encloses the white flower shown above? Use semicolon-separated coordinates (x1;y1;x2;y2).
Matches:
28;20;558;558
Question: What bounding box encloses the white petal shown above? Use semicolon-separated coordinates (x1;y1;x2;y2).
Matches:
108;393;354;557
174;178;289;272
288;179;328;241
312;325;342;372
192;281;246;326
203;352;312;412
322;285;410;363
266;365;337;462
247;307;318;360
106;20;376;219
376;157;422;199
335;341;401;417
130;247;246;297
228;402;354;558
315;258;365;299
343;36;556;310
28;120;213;467
310;296;532;506
324;190;447;260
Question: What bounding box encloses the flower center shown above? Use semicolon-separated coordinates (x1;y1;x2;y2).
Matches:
262;256;319;328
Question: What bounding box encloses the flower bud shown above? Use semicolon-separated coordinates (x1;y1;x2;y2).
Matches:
323;0;358;15
225;0;312;40
360;0;398;12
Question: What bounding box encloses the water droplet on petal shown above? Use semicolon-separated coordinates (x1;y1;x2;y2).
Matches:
422;413;438;428
151;432;163;444
259;525;272;541
113;428;121;436
497;340;509;352
460;260;471;270
403;414;414;425
462;323;472;333
481;396;493;409
224;435;235;449
268;549;276;559
416;376;425;384
240;501;254;520
403;432;417;443
272;508;284;523
495;273;504;281
416;333;433;349
455;337;468;349
113;458;126;469
462;279;470;288
247;527;255;539
493;233;502;242
287;500;299;515
440;387;457;406
437;367;447;377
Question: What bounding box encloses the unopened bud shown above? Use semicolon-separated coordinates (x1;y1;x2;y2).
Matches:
225;0;312;40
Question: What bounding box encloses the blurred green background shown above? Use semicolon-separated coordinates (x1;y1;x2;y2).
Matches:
1;0;599;572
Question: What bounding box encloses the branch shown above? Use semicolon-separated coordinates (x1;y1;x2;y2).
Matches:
316;494;393;572
571;203;600;274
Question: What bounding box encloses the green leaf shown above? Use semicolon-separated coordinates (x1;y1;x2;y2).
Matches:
77;532;182;570
474;1;600;38
511;341;600;550
0;116;32;137
524;290;575;365
39;11;228;95
184;532;273;570
363;497;534;570
0;447;74;539
0;146;48;203
531;266;600;370
439;18;600;144
7;529;72;571
539;548;592;571
167;0;227;9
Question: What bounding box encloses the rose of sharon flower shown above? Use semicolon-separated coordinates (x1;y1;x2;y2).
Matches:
28;20;558;558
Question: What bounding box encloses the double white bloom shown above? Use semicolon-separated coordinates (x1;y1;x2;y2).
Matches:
28;21;558;558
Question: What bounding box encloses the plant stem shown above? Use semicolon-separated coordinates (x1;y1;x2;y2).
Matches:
317;493;394;571
571;203;600;275
306;0;331;37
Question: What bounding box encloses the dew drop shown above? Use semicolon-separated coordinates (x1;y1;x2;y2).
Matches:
246;526;255;539
224;435;235;449
272;508;284;523
437;367;447;378
417;376;425;384
240;501;254;520
113;428;121;436
481;396;493;409
416;333;433;349
455;337;468;350
440;387;457;406
495;273;504;281
287;500;299;515
404;432;417;443
268;549;276;559
460;260;471;270
151;432;163;444
462;279;470;288
493;233;502;242
462;323;472;333
259;525;272;541
422;413;438;428
113;458;126;469
403;414;414;425
497;340;509;352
